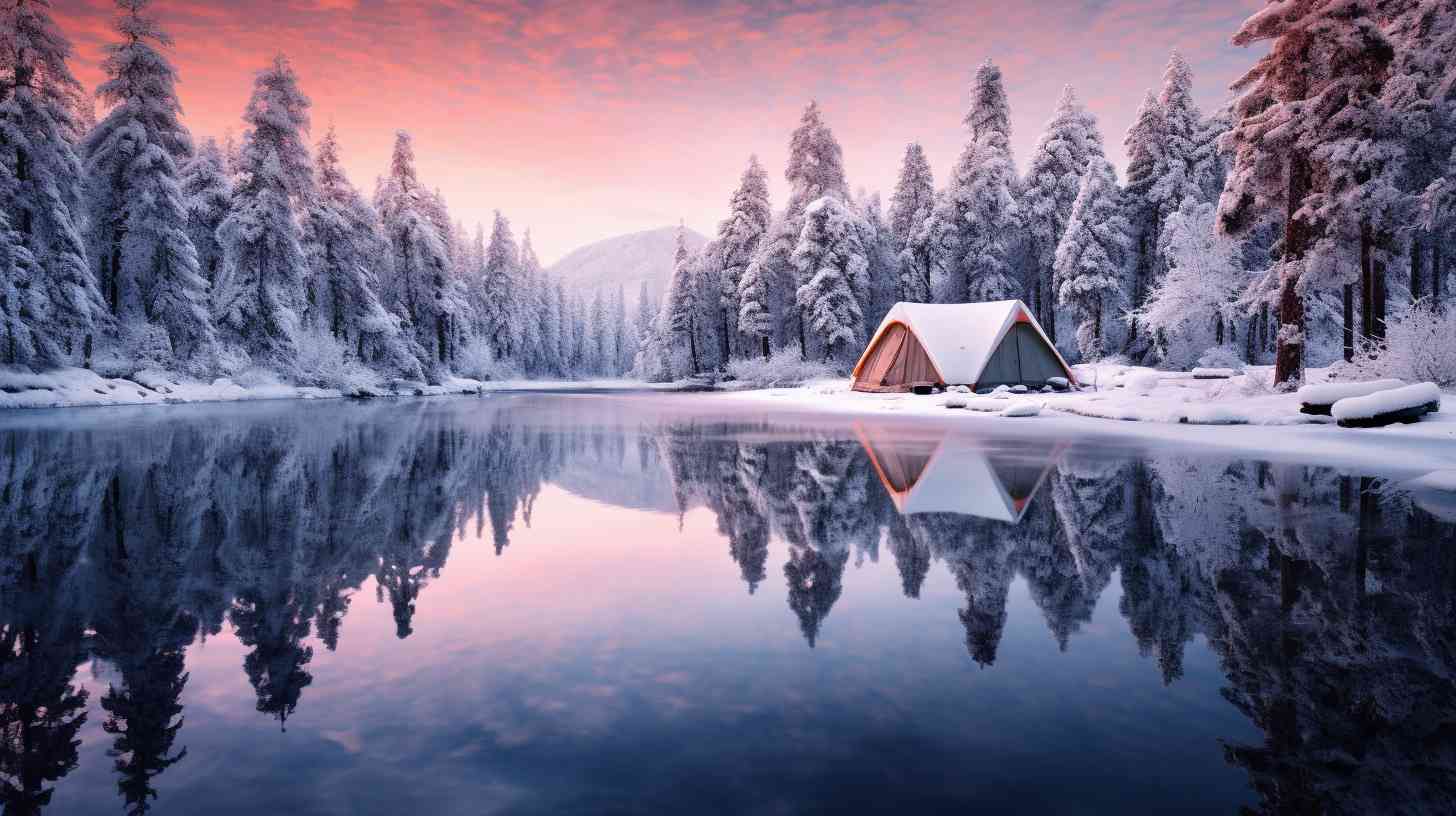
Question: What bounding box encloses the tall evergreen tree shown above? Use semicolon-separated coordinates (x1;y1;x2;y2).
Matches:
1123;89;1165;346
717;155;770;360
666;227;699;373
1219;0;1397;387
1054;155;1131;360
375;131;462;377
888;143;935;302
83;0;214;369
301;126;422;378
0;0;108;367
1021;85;1106;342
791;197;866;362
179;138;230;287
478;210;521;361
214;55;313;370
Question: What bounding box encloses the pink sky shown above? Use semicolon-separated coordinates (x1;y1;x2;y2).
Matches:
54;0;1264;264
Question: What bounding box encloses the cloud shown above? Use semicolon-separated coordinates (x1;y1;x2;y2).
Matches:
50;0;1265;263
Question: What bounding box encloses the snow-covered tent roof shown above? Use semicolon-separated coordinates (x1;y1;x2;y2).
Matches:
856;425;1059;524
851;300;1075;392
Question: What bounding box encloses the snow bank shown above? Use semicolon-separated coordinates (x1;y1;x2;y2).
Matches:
0;365;487;410
1298;379;1405;407
1331;382;1441;426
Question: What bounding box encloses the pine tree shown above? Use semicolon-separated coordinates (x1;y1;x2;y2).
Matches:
179;138;231;287
791;197;866;362
611;283;628;375
888;143;935;302
478;210;520;360
83;0;215;369
1219;0;1397;387
374;131;462;378
519;229;547;373
1123;89;1165;345
666;227;699;373
1136;199;1245;368
301;125;422;378
717;155;771;361
1053;155;1131;360
0;0;108;367
214;55;313;370
904;60;1020;304
1021;85;1106;342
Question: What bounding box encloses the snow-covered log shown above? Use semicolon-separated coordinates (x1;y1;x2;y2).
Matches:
1331;382;1441;428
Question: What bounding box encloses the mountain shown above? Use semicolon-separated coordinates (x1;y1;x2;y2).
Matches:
547;226;709;300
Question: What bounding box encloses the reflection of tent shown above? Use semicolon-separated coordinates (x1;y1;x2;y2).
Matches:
856;425;1059;523
851;300;1075;393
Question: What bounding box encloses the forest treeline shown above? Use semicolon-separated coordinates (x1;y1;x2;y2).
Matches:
2;0;636;388
644;1;1456;388
2;0;1453;391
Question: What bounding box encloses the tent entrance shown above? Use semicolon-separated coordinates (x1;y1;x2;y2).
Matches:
852;322;942;393
975;323;1067;390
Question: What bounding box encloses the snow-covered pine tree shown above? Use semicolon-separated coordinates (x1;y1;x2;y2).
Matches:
743;102;852;357
0;204;42;365
301;125;422;378
374;131;463;378
180;138;231;286
1123;89;1164;346
83;0;215;369
666;226;700;373
960;60;1021;303
716;155;770;361
632;280;654;371
611;284;628;375
903;60;1020;305
1149;52;1206;229
791;197;866;362
0;0;108;367
854;191;899;329
519;228;547;373
1053;155;1131;360
214;55;313;371
1021;85;1106;342
477;210;521;361
1219;0;1398;387
887;143;935;303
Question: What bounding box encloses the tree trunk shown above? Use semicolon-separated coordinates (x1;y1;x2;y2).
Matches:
109;234;123;314
1411;236;1424;303
1360;223;1373;341
1434;243;1444;310
720;308;731;365
1042;277;1057;345
687;320;700;374
1373;258;1387;341
797;308;807;359
436;315;446;362
1342;284;1354;362
760;335;770;360
1274;150;1312;389
1246;316;1257;361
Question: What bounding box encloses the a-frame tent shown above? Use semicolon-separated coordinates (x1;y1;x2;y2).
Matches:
854;424;1059;524
851;300;1075;393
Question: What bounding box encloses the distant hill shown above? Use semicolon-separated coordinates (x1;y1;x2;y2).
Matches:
547;226;708;300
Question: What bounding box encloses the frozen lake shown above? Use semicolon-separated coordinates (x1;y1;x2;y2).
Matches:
2;394;1453;815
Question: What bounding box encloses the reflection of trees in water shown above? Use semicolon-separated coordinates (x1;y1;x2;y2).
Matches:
1;405;1455;813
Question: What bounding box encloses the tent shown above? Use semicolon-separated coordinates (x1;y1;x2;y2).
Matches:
855;425;1059;524
851;300;1075;393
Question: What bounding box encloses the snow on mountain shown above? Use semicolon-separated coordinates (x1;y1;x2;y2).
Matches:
547;226;708;298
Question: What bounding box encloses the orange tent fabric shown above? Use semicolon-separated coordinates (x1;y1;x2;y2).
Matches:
851;323;942;392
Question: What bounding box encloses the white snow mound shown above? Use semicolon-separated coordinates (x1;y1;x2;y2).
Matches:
1331;383;1441;421
1298;379;1405;406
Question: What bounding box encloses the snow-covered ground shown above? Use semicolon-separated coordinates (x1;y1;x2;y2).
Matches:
0;366;664;410
712;364;1456;476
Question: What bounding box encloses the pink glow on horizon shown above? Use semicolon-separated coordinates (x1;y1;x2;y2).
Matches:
53;0;1263;265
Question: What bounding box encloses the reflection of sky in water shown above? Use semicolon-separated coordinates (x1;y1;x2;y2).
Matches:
5;397;1450;815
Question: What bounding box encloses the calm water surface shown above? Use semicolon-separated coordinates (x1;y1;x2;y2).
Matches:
1;395;1453;815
